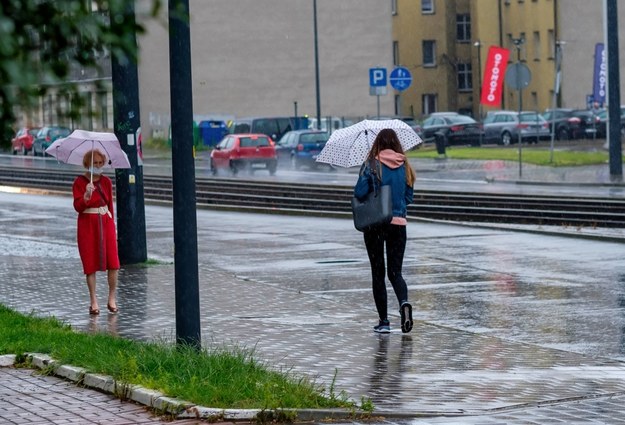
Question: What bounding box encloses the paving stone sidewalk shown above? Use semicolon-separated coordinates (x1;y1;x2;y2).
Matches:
2;160;625;424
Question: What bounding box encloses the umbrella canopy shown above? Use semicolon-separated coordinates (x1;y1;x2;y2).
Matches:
45;129;131;169
315;119;423;168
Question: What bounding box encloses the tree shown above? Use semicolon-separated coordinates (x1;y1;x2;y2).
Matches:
0;0;161;147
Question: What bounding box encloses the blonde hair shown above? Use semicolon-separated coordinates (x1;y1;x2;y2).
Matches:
82;149;107;169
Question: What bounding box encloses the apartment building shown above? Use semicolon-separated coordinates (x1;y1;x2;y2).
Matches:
392;0;625;118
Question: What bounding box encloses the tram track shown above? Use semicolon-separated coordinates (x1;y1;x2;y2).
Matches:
2;166;625;228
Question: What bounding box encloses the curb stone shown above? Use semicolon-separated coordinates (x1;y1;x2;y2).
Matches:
1;353;377;422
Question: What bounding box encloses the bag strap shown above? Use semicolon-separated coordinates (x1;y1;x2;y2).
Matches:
368;159;382;191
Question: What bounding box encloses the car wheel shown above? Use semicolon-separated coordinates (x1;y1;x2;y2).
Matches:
268;162;277;175
501;132;512;146
229;160;238;176
557;127;569;141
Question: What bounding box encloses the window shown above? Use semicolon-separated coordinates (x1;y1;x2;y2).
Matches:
421;0;434;14
393;41;399;66
456;14;471;42
533;31;540;61
548;29;555;58
457;63;472;91
422;94;437;115
97;91;108;129
423;40;436;66
391;0;397;15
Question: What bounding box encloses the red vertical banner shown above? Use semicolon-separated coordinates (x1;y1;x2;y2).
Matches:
480;46;510;106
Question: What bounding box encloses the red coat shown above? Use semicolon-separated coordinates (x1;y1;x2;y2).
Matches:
72;175;120;274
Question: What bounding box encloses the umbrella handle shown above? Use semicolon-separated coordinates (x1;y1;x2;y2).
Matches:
90;141;95;183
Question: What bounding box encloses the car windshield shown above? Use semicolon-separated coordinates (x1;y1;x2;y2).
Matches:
300;133;328;143
240;136;270;147
447;115;476;124
519;112;544;122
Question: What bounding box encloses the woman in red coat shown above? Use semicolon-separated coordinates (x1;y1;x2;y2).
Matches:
72;149;120;315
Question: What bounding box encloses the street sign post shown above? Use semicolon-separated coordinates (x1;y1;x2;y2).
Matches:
504;51;532;179
369;67;387;117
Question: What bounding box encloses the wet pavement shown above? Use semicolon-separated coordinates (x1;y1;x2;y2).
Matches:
2;154;625;423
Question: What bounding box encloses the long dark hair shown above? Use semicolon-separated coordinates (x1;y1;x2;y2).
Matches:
366;128;416;186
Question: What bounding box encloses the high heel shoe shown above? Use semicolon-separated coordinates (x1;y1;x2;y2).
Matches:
89;306;100;315
107;303;119;314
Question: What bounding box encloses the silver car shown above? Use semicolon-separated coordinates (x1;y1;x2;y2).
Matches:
482;110;550;145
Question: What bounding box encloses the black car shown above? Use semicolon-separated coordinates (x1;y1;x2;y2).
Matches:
228;116;309;143
541;109;600;140
276;129;329;170
421;113;483;147
596;106;625;139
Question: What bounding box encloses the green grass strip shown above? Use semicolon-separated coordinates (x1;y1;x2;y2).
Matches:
0;304;353;409
409;145;611;166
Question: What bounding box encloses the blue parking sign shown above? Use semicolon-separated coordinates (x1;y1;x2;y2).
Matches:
369;68;387;87
390;67;412;91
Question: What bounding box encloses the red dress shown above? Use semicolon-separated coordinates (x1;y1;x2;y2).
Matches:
72;175;120;275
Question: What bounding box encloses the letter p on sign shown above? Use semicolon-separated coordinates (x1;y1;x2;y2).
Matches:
369;68;387;87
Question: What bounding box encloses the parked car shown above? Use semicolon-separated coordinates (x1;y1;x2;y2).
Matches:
276;129;329;170
482;110;550;145
11;127;40;155
210;133;277;175
32;126;71;156
228;116;309;143
541;109;600;140
596;106;625;139
421;113;483;146
376;115;423;139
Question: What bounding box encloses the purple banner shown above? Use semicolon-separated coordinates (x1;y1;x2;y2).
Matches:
592;43;606;105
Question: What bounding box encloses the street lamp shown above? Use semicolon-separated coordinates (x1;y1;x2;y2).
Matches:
313;0;321;130
474;40;482;146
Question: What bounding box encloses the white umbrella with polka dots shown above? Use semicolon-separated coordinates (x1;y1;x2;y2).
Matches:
315;119;422;168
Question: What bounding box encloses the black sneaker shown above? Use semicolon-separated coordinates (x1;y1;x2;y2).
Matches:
373;319;391;333
400;302;413;333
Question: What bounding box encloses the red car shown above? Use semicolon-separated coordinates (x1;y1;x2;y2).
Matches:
11;127;40;155
210;133;277;175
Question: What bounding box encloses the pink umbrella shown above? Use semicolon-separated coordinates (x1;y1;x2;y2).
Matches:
45;129;131;181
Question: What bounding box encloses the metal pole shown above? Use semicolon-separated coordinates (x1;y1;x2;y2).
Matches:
513;38;524;178
606;0;622;179
474;40;483;146
293;101;298;125
549;42;562;163
110;0;147;265
313;0;321;130
169;0;201;349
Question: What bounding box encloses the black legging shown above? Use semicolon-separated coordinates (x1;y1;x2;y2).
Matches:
363;224;408;321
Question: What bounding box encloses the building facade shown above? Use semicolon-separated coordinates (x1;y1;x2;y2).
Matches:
12;0;625;136
393;0;625;119
137;0;395;139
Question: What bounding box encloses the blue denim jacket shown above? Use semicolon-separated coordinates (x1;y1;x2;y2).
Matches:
353;160;414;218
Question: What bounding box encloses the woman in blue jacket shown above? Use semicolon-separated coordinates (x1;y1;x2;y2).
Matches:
354;128;416;333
